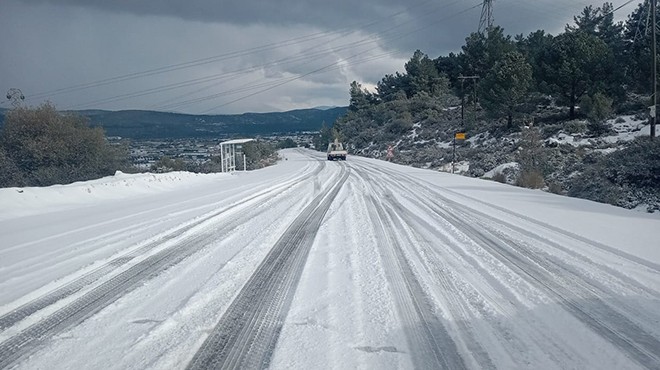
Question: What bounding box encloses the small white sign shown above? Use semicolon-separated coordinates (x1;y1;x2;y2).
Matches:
650;105;656;118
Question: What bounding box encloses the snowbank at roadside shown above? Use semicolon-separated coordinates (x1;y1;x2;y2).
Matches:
0;171;227;220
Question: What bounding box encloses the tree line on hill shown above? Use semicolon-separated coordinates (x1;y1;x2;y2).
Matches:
330;1;660;210
338;2;655;133
70;107;347;139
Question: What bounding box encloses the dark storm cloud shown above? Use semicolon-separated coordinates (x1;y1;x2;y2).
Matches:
17;0;637;56
1;0;643;113
19;0;405;28
11;0;477;58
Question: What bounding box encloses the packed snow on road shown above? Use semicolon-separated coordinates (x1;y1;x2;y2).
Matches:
1;148;659;369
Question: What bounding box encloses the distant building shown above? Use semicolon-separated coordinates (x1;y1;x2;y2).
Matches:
219;138;254;172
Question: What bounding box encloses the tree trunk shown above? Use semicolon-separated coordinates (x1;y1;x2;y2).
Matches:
569;78;576;119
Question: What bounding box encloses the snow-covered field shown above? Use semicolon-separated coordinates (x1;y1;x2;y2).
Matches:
1;148;659;369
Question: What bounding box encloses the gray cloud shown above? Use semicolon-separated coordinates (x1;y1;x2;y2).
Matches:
0;0;643;114
18;0;405;27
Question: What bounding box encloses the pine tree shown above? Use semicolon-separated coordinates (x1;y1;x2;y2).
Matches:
543;31;610;118
404;50;447;98
516;30;554;92
480;51;532;128
348;81;373;112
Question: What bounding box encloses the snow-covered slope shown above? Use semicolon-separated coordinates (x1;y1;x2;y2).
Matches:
1;149;659;369
360;110;658;212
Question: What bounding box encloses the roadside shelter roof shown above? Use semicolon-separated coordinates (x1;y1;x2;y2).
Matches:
220;138;254;145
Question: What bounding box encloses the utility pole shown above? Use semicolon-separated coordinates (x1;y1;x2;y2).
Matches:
456;76;476;175
452;134;456;174
653;0;657;138
460;78;465;121
472;77;478;126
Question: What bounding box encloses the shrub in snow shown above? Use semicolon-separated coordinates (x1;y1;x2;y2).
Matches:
492;172;507;184
0;103;130;187
580;92;612;123
516;125;546;189
587;120;613;137
604;137;660;191
568;168;623;206
0;148;24;187
547;181;564;194
566;138;660;211
563;120;587;134
517;169;545;189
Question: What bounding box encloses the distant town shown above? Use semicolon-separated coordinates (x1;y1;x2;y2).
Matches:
113;133;317;171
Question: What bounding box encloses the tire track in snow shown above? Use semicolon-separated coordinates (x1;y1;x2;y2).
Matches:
435;185;660;274
368;162;660;301
0;161;326;333
351;160;587;367
436;204;660;369
0;162;326;369
186;165;348;370
355;160;660;369
1;163;314;255
372;160;660;275
351;166;468;370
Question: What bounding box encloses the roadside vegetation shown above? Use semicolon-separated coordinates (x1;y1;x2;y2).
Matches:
0;103;131;187
328;1;660;211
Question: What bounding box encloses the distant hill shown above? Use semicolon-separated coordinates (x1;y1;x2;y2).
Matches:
0;107;348;139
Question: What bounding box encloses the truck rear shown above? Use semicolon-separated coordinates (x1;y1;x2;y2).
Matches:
326;140;347;161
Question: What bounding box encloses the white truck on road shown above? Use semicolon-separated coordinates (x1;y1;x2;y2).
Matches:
326;139;347;161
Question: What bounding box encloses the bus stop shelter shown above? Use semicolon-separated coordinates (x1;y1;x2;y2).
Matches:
219;138;254;172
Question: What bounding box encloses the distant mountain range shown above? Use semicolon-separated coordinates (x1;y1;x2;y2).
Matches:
0;107;347;139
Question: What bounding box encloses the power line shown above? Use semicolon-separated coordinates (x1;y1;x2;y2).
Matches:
63;0;478;112
66;44;374;110
27;0;439;102
28;31;347;101
612;0;638;13
194;2;486;114
197;0;643;115
65;35;389;110
199;51;397;114
148;18;415;111
191;2;486;113
24;0;641;113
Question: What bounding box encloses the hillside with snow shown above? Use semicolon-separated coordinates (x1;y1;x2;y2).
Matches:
348;107;659;213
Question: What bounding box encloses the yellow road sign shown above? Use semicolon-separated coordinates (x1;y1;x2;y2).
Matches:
455;132;466;140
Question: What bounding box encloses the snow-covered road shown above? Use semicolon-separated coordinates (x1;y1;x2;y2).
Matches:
1;149;659;369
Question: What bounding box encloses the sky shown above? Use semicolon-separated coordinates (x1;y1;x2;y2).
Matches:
0;0;645;114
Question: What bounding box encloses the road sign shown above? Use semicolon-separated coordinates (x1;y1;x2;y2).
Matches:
455;132;466;140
